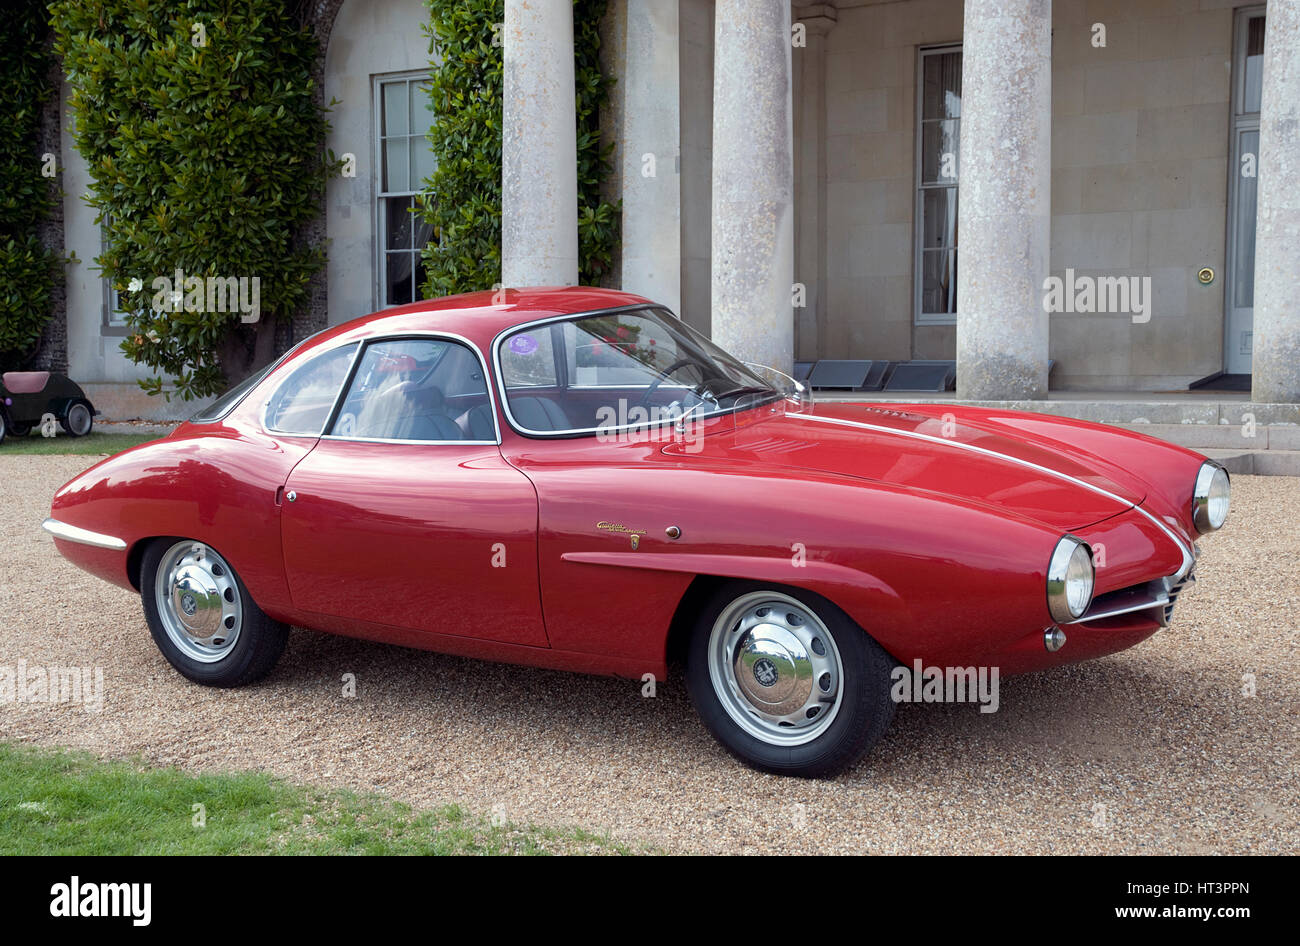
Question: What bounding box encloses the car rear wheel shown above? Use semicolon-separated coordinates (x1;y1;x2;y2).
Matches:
686;581;896;778
61;402;93;437
141;539;288;687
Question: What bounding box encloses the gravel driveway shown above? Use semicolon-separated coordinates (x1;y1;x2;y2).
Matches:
3;454;1297;854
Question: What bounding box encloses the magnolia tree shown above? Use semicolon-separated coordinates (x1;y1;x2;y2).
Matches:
52;0;337;399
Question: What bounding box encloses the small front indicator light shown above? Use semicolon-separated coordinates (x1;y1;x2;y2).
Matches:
1044;627;1067;653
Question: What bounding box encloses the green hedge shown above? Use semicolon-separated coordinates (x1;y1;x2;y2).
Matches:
52;0;337;399
418;0;620;297
0;0;60;369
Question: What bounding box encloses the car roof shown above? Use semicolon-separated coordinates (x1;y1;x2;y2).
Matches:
312;286;659;353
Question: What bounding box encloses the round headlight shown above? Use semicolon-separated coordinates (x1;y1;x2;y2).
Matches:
1047;535;1095;624
1192;461;1230;534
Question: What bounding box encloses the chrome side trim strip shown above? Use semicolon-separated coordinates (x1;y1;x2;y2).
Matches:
794;412;1196;579
42;518;127;551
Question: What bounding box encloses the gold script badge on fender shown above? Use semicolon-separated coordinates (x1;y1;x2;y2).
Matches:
596;521;647;549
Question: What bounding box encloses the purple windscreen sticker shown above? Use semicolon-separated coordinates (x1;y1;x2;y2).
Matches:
509;334;539;355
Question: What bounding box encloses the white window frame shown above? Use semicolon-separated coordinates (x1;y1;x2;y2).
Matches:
913;43;962;326
373;70;435;310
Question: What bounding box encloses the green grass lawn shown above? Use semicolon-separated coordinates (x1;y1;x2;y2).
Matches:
0;431;156;456
0;744;636;855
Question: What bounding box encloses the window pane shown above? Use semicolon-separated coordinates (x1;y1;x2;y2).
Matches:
409;79;430;136
384;137;409;194
1244;15;1265;114
413;214;434;252
386;252;415;305
921;120;961;184
383;81;408;138
921;188;959;249
920;249;958;316
191;364;272;423
264;344;358;435
567;314;683;387
923;51;962;120
386;196;413;251
917;49;962;321
332;338;487;442
500;326;557;387
500;308;771;435
1233;129;1259;309
411;135;436;186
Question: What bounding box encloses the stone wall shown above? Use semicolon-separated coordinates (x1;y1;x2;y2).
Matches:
805;0;1240;390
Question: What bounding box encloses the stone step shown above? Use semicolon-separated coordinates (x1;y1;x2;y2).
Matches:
1200;449;1300;477
1112;422;1300;451
819;392;1300;426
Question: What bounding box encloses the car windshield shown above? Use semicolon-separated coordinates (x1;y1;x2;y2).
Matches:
498;307;782;435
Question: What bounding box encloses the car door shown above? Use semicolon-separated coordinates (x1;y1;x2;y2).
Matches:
279;335;548;648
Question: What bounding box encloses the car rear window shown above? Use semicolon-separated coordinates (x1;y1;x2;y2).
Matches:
189;366;272;424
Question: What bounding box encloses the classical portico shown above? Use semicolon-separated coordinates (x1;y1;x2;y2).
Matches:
481;0;1300;400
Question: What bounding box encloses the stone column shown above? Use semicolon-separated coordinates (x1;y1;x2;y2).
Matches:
620;0;682;314
793;5;836;362
502;0;579;287
956;0;1052;400
711;0;795;374
1252;5;1300;403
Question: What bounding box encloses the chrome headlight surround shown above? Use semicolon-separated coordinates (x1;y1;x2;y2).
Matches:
1047;535;1095;624
1191;460;1230;534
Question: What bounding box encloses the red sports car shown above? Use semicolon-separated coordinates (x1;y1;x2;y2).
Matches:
44;287;1231;777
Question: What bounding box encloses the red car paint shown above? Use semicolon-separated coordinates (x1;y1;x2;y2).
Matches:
47;287;1212;680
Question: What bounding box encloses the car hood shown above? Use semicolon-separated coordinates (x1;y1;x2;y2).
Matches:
663;402;1146;532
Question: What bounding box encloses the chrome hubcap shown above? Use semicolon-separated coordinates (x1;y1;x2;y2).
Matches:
707;591;844;746
155;541;241;663
67;404;91;435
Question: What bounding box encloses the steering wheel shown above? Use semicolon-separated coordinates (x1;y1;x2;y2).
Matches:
638;357;710;409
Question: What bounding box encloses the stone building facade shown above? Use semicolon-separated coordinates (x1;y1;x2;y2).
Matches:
39;0;1300;415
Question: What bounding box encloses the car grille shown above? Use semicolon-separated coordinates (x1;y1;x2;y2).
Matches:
1077;565;1197;627
1161;568;1197;627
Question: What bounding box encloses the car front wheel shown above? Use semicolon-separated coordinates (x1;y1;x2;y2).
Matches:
141;539;288;687
686;582;896;778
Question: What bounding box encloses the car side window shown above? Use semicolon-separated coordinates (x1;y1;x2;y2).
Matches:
263;343;359;436
329;338;493;442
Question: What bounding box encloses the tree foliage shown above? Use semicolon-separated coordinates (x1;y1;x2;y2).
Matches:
51;0;337;399
0;0;60;369
418;0;620;297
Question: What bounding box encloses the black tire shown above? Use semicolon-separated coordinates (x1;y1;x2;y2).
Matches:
141;538;289;687
0;412;6;446
9;422;30;437
60;401;93;437
685;580;896;778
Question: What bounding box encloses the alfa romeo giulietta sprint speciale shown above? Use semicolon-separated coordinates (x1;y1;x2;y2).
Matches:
44;288;1230;777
